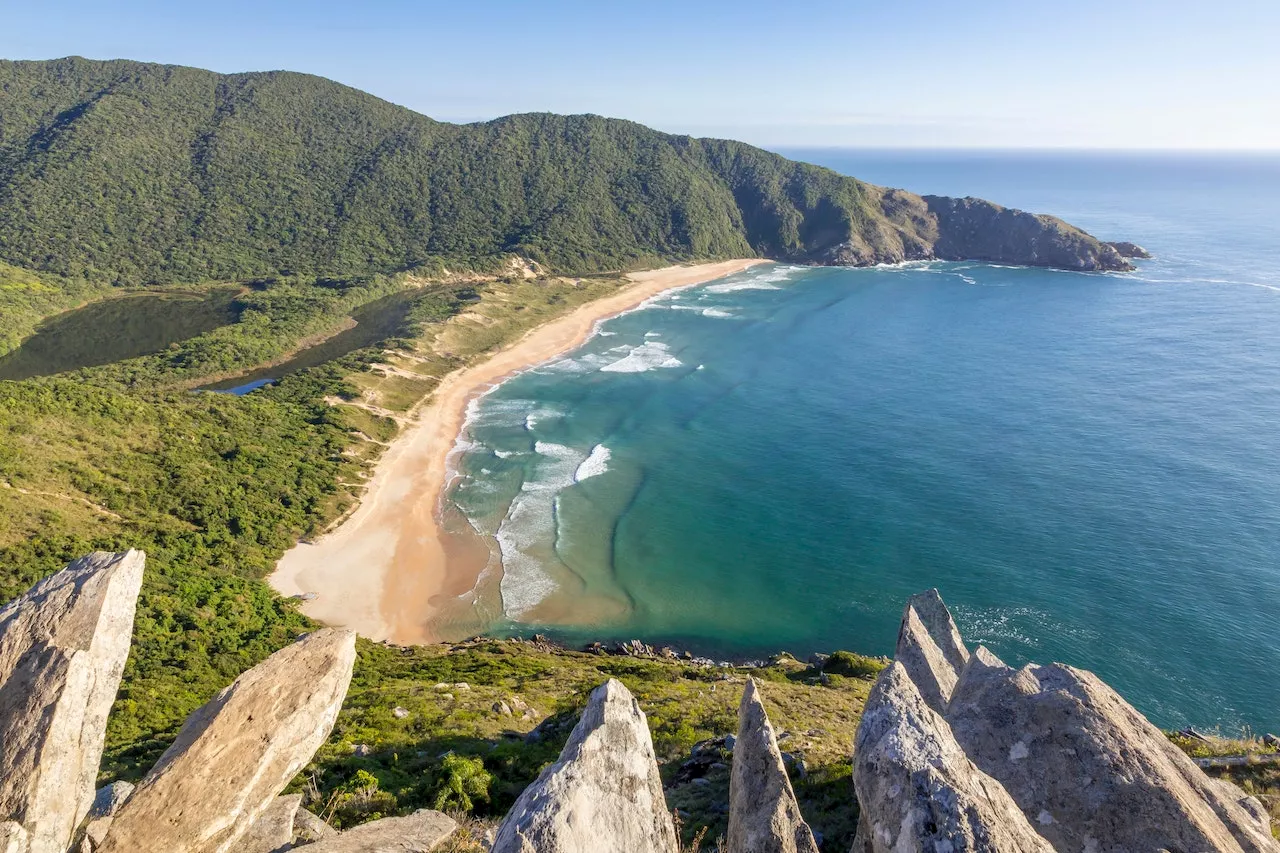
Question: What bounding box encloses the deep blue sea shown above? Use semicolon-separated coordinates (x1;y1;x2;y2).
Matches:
451;150;1280;732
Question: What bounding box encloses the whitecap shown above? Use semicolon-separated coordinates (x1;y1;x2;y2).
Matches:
600;340;683;373
574;444;611;482
494;449;516;459
702;307;735;318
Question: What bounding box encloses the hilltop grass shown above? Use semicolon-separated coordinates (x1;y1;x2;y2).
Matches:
284;639;874;849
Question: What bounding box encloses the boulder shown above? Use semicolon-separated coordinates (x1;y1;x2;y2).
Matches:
0;551;145;853
1106;241;1153;259
893;588;969;713
300;810;456;852
292;808;336;844
726;679;819;853
853;662;1054;853
946;649;1280;853
491;679;677;853
97;628;357;853
238;795;301;853
87;783;133;820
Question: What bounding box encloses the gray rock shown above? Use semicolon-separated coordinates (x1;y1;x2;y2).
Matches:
491;679;677;853
238;795;301;853
726;679;819;853
97;628;357;853
291;808;335;844
301;809;456;852
1107;240;1153;259
893;588;970;713
0;551;145;853
392;707;409;719
853;662;1054;853
87;782;133;820
946;649;1280;853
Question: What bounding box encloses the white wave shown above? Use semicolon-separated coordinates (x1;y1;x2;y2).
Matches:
574;444;611;482
494;449;516;459
645;330;662;337
702;307;735;318
703;264;801;293
525;408;562;431
600;340;683;373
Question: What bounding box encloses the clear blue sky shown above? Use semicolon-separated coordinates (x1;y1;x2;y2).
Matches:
5;0;1278;149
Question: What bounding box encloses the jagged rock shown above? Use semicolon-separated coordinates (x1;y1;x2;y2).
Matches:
853;662;1054;853
0;823;28;853
87;783;133;820
97;628;357;853
1107;240;1153;259
726;679;819;853
292;808;335;844
946;647;1280;853
491;679;677;853
0;550;145;853
238;795;301;853
301;809;456;852
893;588;970;713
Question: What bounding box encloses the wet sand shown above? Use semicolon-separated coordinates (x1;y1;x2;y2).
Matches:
269;259;768;642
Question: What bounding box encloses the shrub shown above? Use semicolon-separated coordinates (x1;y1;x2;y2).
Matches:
823;651;888;680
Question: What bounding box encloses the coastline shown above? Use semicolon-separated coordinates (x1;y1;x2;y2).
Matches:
269;259;769;643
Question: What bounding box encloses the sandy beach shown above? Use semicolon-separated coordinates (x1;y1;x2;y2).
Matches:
270;259;767;643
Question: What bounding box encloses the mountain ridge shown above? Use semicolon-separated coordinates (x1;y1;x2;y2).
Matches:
0;56;1131;286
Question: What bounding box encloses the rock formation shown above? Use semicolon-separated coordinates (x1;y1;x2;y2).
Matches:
1107;240;1153;259
727;679;819;853
491;678;678;853
300;809;457;852
96;628;357;853
0;551;145;853
237;795;301;853
854;591;1280;853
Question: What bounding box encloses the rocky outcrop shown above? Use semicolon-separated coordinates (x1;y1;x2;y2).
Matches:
1107;240;1152;259
893;588;969;714
925;196;1134;272
946;647;1280;853
96;628;357;853
301;810;456;852
854;591;1280;853
0;551;145;853
0;823;28;853
727;679;819;853
293;808;336;844
491;678;677;853
238;795;301;853
854;662;1054;853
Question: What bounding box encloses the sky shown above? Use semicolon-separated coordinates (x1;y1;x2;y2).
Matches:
3;0;1278;150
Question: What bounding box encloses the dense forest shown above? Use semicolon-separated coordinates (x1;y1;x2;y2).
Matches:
0;57;1127;287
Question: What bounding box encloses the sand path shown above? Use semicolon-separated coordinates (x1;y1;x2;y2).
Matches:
270;259;767;642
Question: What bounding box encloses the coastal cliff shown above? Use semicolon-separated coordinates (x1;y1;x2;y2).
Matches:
0;57;1132;283
2;554;1274;852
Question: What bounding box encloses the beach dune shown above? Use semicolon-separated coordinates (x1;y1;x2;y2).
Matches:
270;259;767;643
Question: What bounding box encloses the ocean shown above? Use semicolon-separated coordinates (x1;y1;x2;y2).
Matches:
448;150;1280;732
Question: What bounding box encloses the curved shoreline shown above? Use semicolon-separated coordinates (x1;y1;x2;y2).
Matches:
269;259;768;643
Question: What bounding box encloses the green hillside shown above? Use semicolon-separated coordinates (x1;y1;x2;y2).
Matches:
0;57;1127;287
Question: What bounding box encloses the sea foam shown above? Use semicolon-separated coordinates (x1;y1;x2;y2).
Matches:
574;444;612;482
600;340;682;373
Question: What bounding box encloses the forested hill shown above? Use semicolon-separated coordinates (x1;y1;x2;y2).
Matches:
0;56;1131;284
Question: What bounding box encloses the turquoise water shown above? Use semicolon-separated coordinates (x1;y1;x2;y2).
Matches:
453;152;1280;732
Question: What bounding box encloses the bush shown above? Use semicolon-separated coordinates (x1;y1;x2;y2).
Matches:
822;651;888;680
430;753;492;813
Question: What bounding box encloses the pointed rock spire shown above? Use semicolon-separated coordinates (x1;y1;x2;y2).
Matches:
854;662;1054;853
491;678;677;853
0;550;145;853
726;678;819;853
894;588;969;713
96;628;357;853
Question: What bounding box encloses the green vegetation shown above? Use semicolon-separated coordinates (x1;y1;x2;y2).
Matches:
0;57;922;286
298;639;871;848
1169;734;1280;837
0;261;106;357
822;650;889;680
